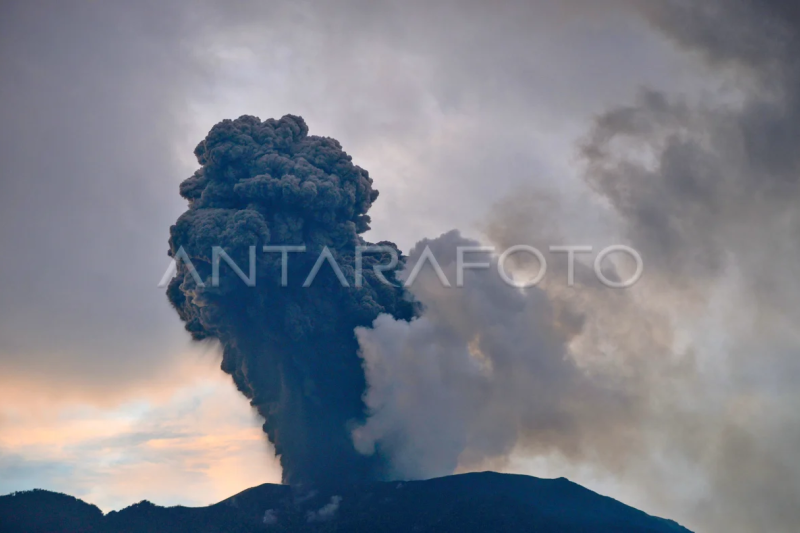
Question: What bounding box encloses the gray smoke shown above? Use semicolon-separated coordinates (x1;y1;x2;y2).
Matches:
348;3;800;532
576;2;800;531
352;231;641;480
163;4;800;530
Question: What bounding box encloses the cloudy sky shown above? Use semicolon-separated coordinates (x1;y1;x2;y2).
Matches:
2;1;799;532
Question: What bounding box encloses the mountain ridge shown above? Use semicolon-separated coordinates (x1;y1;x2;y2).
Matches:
0;471;693;532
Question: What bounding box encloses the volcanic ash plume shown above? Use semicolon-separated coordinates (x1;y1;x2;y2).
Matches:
350;230;644;481
166;114;416;487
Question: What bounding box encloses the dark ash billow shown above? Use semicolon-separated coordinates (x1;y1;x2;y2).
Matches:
166;114;417;487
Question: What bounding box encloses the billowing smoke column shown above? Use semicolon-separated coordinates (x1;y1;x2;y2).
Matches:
160;3;800;531
166;114;416;487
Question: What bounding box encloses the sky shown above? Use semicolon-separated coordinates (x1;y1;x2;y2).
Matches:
1;1;799;532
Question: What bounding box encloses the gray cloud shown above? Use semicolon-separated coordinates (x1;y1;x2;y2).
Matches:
0;0;691;393
0;1;207;392
354;231;644;480
347;3;800;532
176;0;698;250
547;1;800;531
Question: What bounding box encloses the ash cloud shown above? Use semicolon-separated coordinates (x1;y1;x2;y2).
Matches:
349;3;800;532
591;0;800;298
167;114;416;487
559;1;800;531
352;231;640;480
162;4;800;531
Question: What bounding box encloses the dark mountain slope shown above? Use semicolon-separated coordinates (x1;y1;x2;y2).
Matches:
0;472;692;532
0;489;103;533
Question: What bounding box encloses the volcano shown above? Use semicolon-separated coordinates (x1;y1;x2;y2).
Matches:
1;471;692;532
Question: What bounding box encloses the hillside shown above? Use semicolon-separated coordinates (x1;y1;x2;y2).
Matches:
0;472;692;532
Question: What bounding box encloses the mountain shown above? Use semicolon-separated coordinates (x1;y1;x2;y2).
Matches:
0;471;692;532
0;489;103;533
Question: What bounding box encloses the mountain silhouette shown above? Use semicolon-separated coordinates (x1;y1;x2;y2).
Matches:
0;472;692;532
